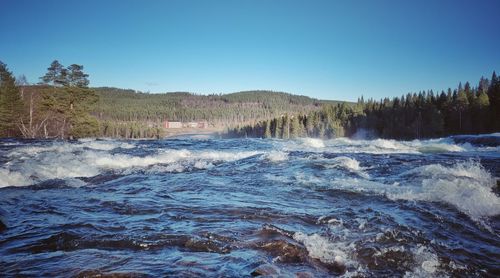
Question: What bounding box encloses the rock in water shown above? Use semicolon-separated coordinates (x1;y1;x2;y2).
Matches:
251;264;280;276
0;220;6;232
0;207;6;232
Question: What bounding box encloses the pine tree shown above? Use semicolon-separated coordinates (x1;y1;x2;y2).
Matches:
67;64;90;87
488;71;500;130
41;60;67;86
454;90;469;132
282;114;290;139
0;62;23;137
275;115;283;138
290;115;300;138
40;61;98;138
264;120;271;138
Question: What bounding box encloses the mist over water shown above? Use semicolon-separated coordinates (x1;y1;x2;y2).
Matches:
0;135;499;276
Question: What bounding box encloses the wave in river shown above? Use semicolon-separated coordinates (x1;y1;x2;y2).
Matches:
1;137;499;222
322;160;500;226
1;142;262;187
281;133;500;154
0;135;499;276
394;161;500;223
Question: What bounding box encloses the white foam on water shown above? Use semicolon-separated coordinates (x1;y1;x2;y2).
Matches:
355;218;367;230
80;140;135;151
88;149;261;173
323;156;370;179
392;161;500;222
7;144;73;157
329;178;398;196
11;150;101;184
89;151;189;169
293;232;353;268
1;142;20;146
404;245;441;278
0;168;31;187
262;151;288;162
416;143;465;153
294;172;324;186
373;245;406;257
330;156;362;171
1;141;262;186
372;244;441;277
477;146;500;152
372;139;410;151
323;138;418;154
263;174;291;184
304;137;469;154
8;139;135;158
274;134;483;155
324;160;500;228
298;138;325;148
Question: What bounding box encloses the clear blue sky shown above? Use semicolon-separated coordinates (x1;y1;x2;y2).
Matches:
1;0;499;101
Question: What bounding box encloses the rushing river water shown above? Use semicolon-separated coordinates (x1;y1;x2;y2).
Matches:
0;134;499;277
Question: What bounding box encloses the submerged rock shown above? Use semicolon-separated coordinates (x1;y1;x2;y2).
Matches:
257;240;307;263
255;225;348;275
0;207;6;232
0;219;6;232
250;264;280;276
75;270;148;278
184;238;231;254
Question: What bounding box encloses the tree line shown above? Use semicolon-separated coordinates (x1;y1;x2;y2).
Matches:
2;59;498;140
1;60;338;139
90;88;337;128
0;60;98;139
227;72;500;140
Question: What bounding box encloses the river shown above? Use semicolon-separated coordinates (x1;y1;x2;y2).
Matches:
0;135;499;277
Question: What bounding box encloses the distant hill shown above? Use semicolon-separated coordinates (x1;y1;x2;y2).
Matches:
91;87;348;127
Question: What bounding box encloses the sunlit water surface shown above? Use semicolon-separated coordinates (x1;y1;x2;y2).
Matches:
1;134;499;277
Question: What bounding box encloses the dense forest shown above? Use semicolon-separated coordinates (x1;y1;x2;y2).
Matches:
92;88;340;138
0;60;99;139
1;60;498;140
227;72;500;140
90;88;341;136
0;60;341;139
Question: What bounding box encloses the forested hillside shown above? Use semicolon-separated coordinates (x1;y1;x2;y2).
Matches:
1;60;99;139
91;88;340;126
3;59;498;140
229;72;500;140
1;60;346;139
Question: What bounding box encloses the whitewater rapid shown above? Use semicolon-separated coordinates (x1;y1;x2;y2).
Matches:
0;134;499;276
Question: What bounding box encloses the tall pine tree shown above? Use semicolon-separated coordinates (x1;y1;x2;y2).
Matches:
0;62;23;137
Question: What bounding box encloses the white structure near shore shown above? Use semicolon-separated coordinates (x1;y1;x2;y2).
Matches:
164;121;208;129
164;121;182;129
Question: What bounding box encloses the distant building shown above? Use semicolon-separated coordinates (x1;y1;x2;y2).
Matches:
164;121;182;129
186;122;198;128
197;121;208;129
164;120;208;129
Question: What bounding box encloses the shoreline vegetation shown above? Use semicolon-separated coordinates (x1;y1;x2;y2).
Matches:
1;60;499;140
228;73;500;140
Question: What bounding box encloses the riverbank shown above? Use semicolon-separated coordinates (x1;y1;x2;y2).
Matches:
162;127;224;139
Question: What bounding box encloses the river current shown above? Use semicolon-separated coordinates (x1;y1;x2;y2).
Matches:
0;134;499;277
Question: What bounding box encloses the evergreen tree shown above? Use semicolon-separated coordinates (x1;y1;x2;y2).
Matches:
264;120;271;138
282;114;290;139
454;90;469;132
41;60;67;86
290;116;300;138
40;60;98;139
488;71;500;130
67;64;90;87
0;62;23;137
275;115;283;138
